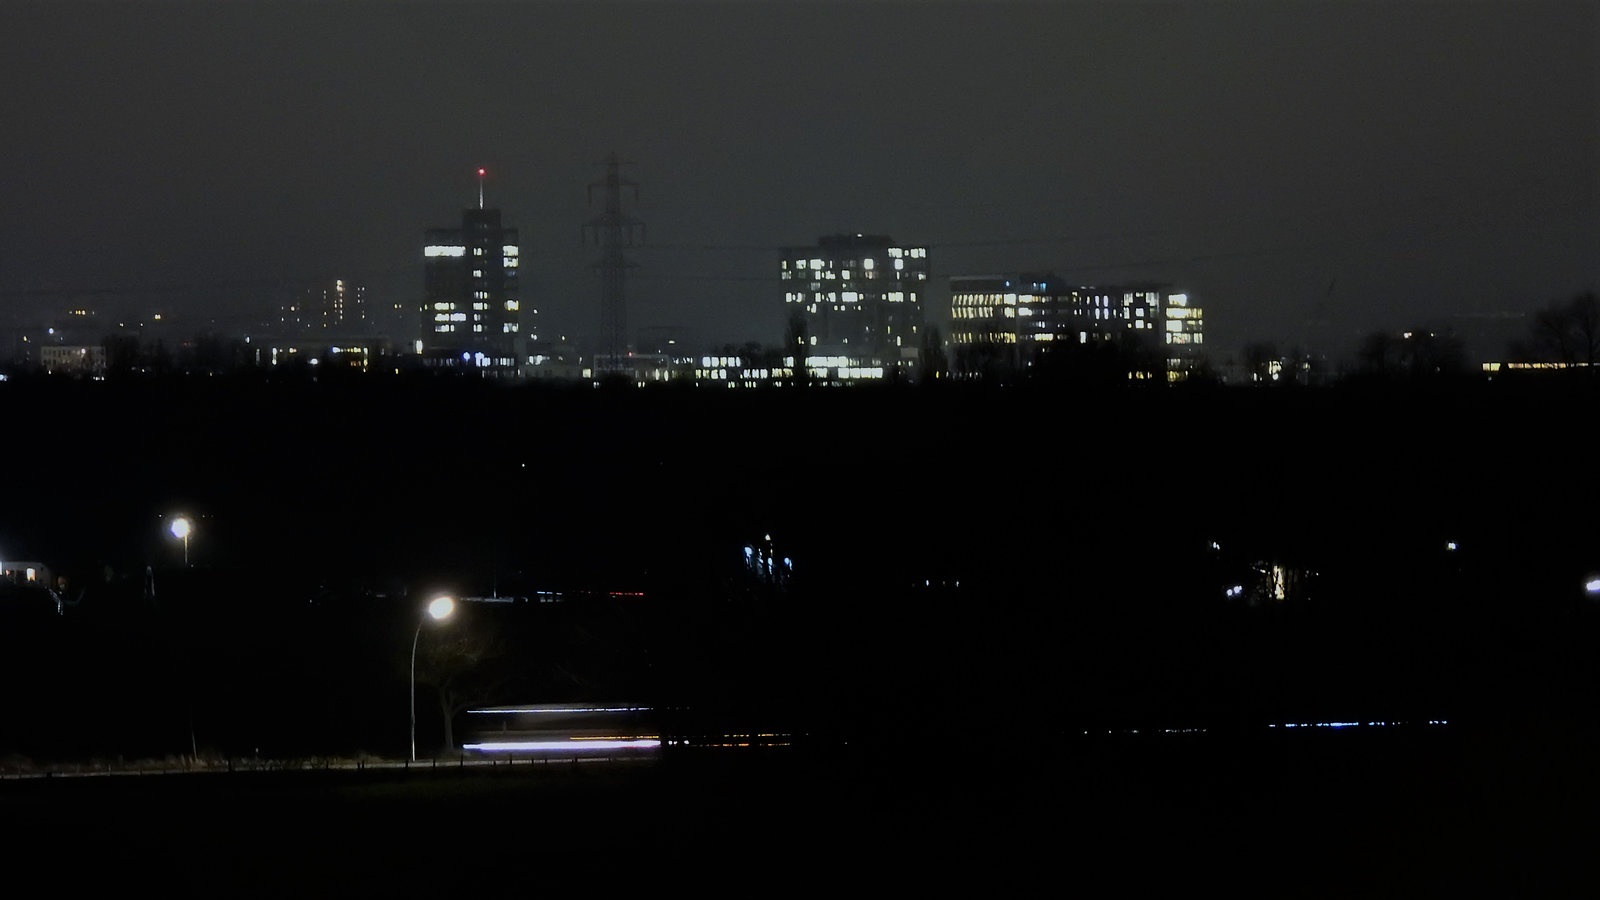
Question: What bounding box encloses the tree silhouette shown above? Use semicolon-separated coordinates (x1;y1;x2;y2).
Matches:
919;325;948;382
784;311;810;386
414;613;512;752
1358;329;1465;379
1243;341;1282;384
1529;292;1600;370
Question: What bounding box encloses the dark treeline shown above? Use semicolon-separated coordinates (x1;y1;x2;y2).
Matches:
2;372;1597;762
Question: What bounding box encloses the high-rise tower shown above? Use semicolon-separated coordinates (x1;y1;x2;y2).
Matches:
420;168;522;372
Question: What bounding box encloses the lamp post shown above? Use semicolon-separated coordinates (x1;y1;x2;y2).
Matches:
169;516;192;567
410;595;456;761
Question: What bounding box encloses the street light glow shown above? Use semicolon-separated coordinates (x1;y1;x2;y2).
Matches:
411;594;458;761
428;595;455;620
168;515;193;566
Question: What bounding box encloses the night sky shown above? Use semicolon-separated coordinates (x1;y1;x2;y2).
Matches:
2;0;1594;362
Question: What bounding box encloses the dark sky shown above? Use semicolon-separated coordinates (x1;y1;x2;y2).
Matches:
2;0;1594;362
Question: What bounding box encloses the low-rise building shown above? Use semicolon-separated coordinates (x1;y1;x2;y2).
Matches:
949;274;1205;382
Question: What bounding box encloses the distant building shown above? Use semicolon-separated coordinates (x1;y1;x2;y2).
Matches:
281;279;367;336
780;234;928;382
420;193;523;373
39;345;105;377
577;351;788;387
676;354;789;388
521;338;585;381
949;274;1205;382
258;337;396;373
0;560;52;587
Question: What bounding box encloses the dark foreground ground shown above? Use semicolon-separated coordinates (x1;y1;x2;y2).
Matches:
5;725;1598;896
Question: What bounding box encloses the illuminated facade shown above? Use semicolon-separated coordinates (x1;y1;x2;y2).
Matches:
1161;291;1205;377
39;345;105;376
421;207;522;371
949;275;1204;381
579;353;793;388
282;279;367;335
780;234;928;381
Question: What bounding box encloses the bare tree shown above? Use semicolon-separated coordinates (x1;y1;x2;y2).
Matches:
1243;341;1282;383
784;311;810;386
1530;292;1600;369
414;617;511;752
1358;329;1465;379
919;324;948;381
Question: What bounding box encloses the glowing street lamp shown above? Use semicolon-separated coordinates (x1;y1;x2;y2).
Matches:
169;516;193;566
410;595;456;761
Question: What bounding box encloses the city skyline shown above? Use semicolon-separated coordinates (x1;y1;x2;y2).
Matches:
1;1;1593;365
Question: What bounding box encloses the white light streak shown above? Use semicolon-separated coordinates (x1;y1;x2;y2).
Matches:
463;739;660;752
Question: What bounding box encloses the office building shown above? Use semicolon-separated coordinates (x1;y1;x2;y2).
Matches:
780;234;928;381
950;274;1204;381
420;178;523;372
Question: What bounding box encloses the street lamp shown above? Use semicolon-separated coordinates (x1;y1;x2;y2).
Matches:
410;595;456;761
169;516;193;566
